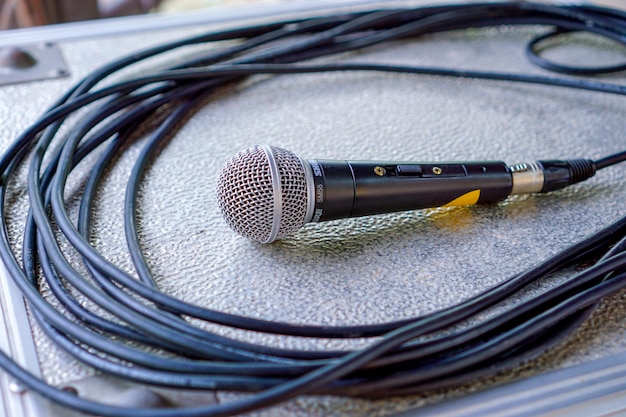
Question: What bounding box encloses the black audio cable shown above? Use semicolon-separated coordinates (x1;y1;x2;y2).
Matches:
0;2;625;416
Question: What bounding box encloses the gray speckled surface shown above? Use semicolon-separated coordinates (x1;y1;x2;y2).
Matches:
1;2;625;416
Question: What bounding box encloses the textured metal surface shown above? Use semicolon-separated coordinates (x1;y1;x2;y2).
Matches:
0;2;625;416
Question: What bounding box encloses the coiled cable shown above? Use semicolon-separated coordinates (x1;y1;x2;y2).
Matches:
0;2;625;416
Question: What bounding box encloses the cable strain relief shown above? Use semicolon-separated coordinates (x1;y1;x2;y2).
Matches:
538;159;596;193
568;158;597;184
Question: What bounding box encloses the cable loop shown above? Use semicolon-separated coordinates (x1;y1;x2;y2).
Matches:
527;29;626;75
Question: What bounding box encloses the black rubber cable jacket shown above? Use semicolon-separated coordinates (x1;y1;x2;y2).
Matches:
0;3;625;417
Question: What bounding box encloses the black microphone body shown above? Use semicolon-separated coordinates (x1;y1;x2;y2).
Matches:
309;159;512;222
216;145;596;243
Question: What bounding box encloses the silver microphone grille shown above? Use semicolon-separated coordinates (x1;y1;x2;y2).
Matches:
216;145;310;243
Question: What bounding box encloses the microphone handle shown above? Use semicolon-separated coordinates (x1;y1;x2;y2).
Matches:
307;160;513;222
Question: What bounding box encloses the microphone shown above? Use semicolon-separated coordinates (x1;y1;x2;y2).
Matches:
216;145;596;243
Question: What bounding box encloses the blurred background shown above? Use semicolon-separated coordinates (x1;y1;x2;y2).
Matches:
0;0;283;30
0;0;624;30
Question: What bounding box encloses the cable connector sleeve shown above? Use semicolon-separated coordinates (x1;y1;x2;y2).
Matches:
538;159;596;193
